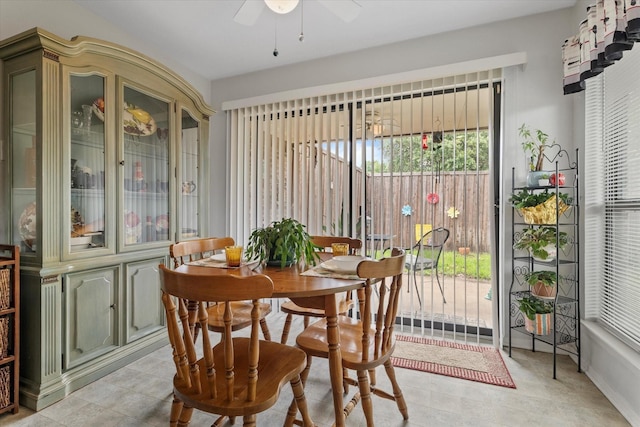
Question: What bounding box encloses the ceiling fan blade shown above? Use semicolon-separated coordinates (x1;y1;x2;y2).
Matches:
234;0;266;26
317;0;361;23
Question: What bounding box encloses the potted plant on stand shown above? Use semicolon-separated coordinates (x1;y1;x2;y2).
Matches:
519;123;554;187
513;226;568;262
510;189;571;225
518;295;554;335
245;218;320;268
525;270;558;299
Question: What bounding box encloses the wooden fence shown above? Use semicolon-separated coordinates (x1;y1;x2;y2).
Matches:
365;172;492;253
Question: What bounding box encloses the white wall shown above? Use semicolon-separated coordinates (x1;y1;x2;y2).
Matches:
208;9;576;237
209;6;638;426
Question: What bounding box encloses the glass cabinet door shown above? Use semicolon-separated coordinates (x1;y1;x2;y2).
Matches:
122;85;170;247
69;74;106;253
180;109;200;240
10;69;37;255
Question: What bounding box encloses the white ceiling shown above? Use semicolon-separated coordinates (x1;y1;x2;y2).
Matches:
73;0;576;82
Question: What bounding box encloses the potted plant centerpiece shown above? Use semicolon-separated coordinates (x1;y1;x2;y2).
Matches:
518;295;554;335
513;226;568;262
525;270;558;299
245;218;320;268
510;189;571;224
519;123;554;187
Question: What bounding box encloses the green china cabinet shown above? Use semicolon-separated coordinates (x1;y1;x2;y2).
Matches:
0;28;213;410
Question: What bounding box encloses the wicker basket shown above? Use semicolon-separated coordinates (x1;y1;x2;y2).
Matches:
0;317;8;359
0;269;9;310
518;194;569;225
0;365;9;409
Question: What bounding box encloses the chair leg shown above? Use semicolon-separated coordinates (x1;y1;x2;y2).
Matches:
414;268;447;306
212;415;231;426
300;355;312;386
169;393;183;427
356;369;375;427
242;414;256;426
177;404;194;427
413;271;423;308
342;367;350;394
259;318;271;341
435;267;446;303
280;313;293;344
287;374;315;427
286;358;315;427
383;359;409;420
303;315;310;328
368;368;376;386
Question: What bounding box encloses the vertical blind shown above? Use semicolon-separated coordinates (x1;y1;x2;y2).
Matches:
226;72;499;249
226;70;499;340
227;94;358;245
585;45;640;351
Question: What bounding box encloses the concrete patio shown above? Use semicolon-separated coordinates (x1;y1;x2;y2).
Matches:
396;273;494;330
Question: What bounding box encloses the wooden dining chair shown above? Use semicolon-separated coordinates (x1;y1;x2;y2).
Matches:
295;248;408;426
159;265;314;427
279;235;362;345
170;237;272;341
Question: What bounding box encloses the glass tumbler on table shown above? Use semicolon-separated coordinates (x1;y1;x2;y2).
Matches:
331;243;349;256
225;245;243;267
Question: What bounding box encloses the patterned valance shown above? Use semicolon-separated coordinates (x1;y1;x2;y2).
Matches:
562;0;639;95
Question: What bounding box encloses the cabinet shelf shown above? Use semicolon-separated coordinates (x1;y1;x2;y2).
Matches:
510;326;579;351
512;221;576;227
0;355;16;365
513;256;577;265
123;190;170;198
508;150;580;379
0;308;16;316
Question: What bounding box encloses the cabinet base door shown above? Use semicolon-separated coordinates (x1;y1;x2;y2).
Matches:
65;268;118;369
126;258;164;343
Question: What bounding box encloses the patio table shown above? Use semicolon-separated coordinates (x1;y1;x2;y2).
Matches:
366;233;395;257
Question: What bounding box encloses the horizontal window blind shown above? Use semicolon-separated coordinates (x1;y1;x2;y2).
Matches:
585;45;640;351
584;75;604;319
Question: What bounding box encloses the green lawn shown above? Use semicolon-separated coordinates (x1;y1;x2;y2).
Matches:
375;249;492;280
439;251;492;280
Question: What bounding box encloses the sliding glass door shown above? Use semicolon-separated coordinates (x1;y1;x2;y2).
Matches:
227;71;501;341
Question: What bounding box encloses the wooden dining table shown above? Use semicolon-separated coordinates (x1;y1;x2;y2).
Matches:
175;253;365;427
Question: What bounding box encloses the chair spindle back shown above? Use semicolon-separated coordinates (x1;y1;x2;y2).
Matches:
159;264;273;403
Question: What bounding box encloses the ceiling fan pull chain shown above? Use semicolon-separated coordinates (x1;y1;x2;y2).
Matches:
299;0;305;42
273;16;279;56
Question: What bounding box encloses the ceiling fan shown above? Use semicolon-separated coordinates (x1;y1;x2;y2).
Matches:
234;0;362;26
356;111;400;136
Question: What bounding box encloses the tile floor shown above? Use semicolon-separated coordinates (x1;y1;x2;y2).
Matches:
0;312;631;427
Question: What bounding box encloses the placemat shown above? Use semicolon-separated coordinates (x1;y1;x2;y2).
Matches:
300;265;359;280
186;258;259;269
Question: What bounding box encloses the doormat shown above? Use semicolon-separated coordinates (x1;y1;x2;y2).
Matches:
391;335;516;388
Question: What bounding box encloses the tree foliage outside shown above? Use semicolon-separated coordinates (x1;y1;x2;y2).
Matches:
371;130;490;173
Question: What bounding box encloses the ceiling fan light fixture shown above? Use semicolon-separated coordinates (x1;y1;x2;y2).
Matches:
265;0;299;14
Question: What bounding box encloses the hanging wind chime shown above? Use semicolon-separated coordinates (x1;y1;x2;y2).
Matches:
424;116;443;182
